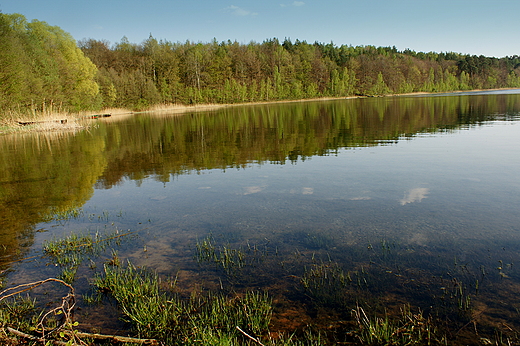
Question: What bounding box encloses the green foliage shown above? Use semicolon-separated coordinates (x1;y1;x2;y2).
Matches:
2;12;519;118
0;13;100;117
301;262;352;306
94;262;273;344
75;36;520;110
368;72;392;95
0;295;42;332
0;15;29;110
507;71;520;87
43;230;128;283
352;305;446;345
196;235;246;275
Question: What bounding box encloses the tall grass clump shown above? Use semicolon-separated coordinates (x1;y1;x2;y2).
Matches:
0;295;42;333
43;207;84;224
352;305;446;345
94;262;179;340
94;262;273;345
300;261;353;306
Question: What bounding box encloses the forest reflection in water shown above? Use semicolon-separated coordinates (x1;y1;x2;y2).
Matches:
1;91;520;342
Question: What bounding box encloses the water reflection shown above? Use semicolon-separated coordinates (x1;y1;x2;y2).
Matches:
93;92;520;188
1;92;520;342
243;186;266;195
0;131;105;270
400;187;430;205
1;93;519;270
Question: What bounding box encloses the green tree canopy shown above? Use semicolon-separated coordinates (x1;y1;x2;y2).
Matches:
0;12;99;113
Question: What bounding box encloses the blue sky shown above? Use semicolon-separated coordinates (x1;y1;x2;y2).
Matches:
1;0;518;58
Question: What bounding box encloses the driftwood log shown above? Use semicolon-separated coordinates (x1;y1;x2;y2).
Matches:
5;327;160;345
18;119;68;126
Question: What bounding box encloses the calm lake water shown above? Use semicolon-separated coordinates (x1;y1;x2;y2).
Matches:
1;90;520;338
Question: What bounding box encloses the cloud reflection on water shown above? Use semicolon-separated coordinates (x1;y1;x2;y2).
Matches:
302;187;314;195
400;187;430;205
243;186;265;195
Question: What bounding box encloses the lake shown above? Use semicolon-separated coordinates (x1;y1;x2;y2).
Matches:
1;90;520;342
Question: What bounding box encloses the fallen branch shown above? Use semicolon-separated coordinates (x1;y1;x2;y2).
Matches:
1;278;76;341
0;278;74;302
64;330;160;345
6;327;74;346
6;327;162;345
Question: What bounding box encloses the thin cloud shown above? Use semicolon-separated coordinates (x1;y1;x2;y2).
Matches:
225;5;258;16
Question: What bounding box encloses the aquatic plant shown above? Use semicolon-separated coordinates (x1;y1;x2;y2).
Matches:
81;289;102;305
43;207;84;224
7;227;520;345
0;295;40;332
299;231;334;250
0;278;80;345
94;261;273;344
43;229;132;283
195;235;246;275
94;262;177;339
298;258;388;310
300;261;352;307
352;305;446;345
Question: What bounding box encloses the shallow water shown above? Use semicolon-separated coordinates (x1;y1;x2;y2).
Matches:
1;90;520;339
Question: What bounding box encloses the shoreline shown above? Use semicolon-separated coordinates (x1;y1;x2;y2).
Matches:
107;87;520;119
2;88;519;134
121;87;520;116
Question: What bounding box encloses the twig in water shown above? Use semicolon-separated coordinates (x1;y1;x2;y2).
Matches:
236;326;265;346
0;278;74;302
1;278;77;342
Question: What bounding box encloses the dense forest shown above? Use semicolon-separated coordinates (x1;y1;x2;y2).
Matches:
2;12;520;115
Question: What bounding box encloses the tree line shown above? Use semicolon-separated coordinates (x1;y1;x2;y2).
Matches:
2;12;520;114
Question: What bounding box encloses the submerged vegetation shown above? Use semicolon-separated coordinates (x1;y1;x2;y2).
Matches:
93;263;274;344
42;228;132;283
4;226;519;345
2;11;520;124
